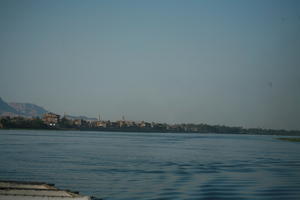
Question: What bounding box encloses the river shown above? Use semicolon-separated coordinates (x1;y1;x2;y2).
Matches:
0;130;300;199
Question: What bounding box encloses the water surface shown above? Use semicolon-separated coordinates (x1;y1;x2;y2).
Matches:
0;130;300;199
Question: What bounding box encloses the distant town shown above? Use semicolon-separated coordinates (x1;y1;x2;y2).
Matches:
0;112;300;136
0;97;300;136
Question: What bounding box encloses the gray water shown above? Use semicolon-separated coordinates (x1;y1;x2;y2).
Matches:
0;130;300;200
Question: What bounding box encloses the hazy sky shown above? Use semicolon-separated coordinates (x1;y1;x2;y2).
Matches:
1;0;300;130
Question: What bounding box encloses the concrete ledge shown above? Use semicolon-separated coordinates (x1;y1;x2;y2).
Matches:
0;181;90;200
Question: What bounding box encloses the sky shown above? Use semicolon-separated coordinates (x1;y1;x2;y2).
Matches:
0;0;300;130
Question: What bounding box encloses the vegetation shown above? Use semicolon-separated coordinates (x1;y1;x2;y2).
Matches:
1;116;300;136
277;138;300;142
0;116;48;129
59;117;74;128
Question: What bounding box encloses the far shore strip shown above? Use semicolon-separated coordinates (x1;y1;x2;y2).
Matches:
277;138;300;142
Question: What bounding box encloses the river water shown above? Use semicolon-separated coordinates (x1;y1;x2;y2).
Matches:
0;130;300;199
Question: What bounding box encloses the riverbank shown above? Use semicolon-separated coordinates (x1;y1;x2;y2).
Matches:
277;138;300;142
1;127;300;136
1;116;300;136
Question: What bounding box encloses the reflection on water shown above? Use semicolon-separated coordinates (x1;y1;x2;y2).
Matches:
0;130;300;199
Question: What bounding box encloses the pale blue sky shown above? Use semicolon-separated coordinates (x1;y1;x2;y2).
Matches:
1;0;300;130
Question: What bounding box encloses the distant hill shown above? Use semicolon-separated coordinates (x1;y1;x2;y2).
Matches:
65;114;97;121
9;102;48;117
0;97;48;117
0;97;19;116
0;97;97;121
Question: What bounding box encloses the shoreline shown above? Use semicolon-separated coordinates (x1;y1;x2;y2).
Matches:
1;127;300;136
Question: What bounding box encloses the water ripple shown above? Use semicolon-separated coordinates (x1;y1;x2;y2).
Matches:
1;130;300;200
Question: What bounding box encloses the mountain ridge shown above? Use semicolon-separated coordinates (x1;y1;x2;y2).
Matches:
64;114;97;121
0;97;19;116
9;102;48;117
0;97;48;117
0;97;96;120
